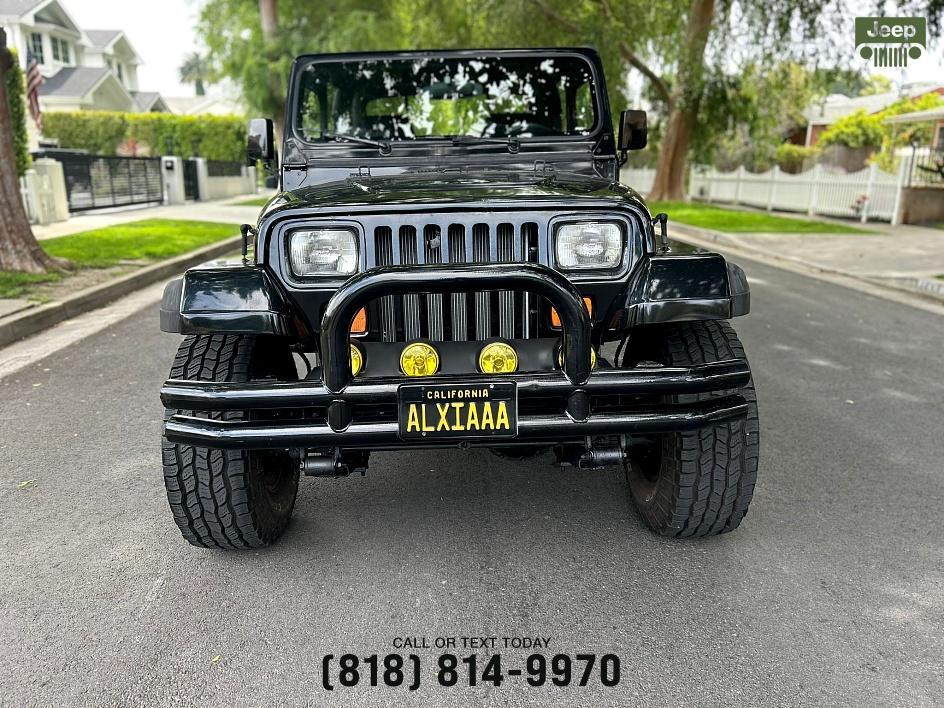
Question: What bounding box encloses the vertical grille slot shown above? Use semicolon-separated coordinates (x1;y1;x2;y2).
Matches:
399;226;421;340
374;227;397;342
423;225;444;341
522;222;539;338
448;224;468;341
472;224;491;340
496;223;516;339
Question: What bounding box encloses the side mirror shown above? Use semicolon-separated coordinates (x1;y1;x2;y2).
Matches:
247;118;274;166
618;109;647;155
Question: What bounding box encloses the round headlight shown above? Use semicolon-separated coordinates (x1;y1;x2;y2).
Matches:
350;343;364;376
479;342;518;374
555;222;623;270
400;342;440;377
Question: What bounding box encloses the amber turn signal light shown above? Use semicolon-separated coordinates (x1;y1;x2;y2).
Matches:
550;297;592;329
351;307;367;334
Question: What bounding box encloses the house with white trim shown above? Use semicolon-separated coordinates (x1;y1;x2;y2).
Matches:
0;0;168;113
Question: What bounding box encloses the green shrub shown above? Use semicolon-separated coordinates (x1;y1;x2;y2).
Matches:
41;110;246;161
6;49;30;177
42;111;128;155
775;143;820;173
818;93;944;153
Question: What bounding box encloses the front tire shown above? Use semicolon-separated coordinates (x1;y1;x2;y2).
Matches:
624;321;760;537
161;334;300;549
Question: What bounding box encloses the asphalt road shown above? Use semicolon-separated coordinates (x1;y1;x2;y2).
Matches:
1;256;943;707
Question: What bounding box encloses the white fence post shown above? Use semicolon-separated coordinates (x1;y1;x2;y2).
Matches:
734;166;744;205
19;172;38;224
768;166;779;212
807;164;822;216
861;162;878;223
891;153;912;226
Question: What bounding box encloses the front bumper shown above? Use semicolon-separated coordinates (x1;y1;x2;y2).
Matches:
161;263;751;450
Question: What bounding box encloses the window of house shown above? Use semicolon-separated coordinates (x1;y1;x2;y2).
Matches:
50;37;72;64
29;33;44;64
116;63;124;83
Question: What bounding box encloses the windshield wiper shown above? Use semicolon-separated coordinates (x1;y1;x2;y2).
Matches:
451;136;520;154
323;132;391;155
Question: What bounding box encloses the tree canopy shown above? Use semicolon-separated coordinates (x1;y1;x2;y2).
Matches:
197;0;943;198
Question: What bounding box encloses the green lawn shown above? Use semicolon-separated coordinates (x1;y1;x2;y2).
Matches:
41;219;239;268
0;270;63;299
1;219;238;300
231;197;269;207
650;201;872;234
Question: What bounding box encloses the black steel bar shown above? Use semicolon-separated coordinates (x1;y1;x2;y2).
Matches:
164;396;748;450
161;358;751;411
319;263;592;393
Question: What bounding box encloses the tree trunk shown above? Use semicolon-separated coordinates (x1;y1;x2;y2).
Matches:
258;0;285;142
259;0;278;39
647;0;716;202
0;28;62;274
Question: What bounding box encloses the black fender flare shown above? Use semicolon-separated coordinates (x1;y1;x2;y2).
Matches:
606;253;750;332
159;265;306;338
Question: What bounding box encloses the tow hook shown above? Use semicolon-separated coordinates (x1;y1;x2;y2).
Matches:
301;449;370;477
554;436;628;470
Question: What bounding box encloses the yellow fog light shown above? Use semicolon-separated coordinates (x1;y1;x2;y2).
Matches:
479;342;519;374
350;343;364;376
400;342;439;377
558;346;597;369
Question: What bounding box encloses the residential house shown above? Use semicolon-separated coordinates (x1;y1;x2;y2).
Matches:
802;82;944;147
0;0;168;114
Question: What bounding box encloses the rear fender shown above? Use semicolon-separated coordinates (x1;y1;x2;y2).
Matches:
160;265;305;337
607;253;750;331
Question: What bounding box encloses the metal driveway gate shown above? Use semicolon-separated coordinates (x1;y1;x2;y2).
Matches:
183;159;200;200
36;152;164;212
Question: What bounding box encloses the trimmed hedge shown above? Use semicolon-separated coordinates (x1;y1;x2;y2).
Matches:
6;49;30;177
41;111;246;161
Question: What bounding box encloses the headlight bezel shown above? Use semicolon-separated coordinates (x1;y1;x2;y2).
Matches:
285;224;360;279
553;218;627;274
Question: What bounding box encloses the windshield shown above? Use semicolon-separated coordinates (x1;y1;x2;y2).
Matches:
294;54;600;144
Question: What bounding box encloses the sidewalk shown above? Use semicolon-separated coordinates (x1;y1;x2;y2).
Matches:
32;191;275;240
1;192;273;347
672;219;944;301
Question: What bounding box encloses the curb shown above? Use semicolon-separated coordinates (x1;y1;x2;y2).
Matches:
670;223;944;307
0;235;241;348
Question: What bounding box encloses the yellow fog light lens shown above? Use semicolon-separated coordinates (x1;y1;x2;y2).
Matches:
400;342;439;377
558;346;597;369
350;344;364;376
479;342;519;374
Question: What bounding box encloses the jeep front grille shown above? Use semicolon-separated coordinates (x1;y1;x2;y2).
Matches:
370;218;542;342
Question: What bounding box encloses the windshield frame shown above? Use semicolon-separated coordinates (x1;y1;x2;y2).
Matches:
286;48;610;152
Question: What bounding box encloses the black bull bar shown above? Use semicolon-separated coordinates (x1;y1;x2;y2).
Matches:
162;263;750;450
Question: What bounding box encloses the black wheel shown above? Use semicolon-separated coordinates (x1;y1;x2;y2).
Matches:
623;321;759;537
161;334;300;549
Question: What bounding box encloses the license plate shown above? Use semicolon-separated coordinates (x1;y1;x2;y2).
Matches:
398;382;518;440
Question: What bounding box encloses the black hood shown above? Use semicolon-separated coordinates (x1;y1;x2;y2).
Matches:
263;168;646;216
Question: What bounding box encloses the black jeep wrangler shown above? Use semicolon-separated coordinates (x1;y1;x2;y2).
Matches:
159;48;758;549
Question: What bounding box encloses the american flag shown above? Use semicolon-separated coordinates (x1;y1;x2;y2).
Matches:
26;50;43;131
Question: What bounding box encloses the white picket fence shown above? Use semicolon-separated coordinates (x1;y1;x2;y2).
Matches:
620;166;656;195
622;160;913;224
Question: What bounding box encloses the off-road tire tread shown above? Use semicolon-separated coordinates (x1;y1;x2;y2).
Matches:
161;334;298;549
628;321;759;537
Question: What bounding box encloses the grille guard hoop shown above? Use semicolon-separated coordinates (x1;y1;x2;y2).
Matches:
320;263;593;392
